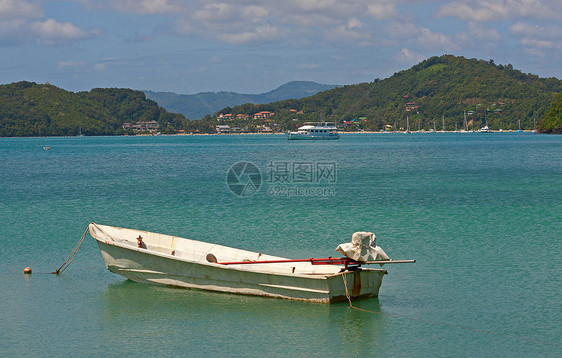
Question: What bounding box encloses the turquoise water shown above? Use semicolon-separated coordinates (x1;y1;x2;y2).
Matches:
1;133;560;357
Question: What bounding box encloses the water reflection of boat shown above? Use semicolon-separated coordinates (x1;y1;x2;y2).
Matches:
90;223;413;303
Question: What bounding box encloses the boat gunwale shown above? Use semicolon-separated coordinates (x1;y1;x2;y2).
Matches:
90;224;386;280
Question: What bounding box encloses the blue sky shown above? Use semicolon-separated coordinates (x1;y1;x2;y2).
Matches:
1;0;561;94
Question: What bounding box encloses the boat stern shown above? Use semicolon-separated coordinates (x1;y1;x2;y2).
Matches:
327;268;387;303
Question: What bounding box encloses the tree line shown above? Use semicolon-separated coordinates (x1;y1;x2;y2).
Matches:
0;82;188;137
2;55;561;136
209;55;562;132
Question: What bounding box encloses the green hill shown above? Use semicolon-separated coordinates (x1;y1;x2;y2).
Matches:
3;56;561;136
144;81;337;120
0;82;188;137
210;55;562;132
538;92;562;133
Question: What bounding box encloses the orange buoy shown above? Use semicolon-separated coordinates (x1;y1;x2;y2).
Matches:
24;267;32;274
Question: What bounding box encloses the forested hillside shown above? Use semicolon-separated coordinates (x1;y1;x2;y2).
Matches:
0;82;188;137
2;56;561;136
538;92;562;133
209;55;562;132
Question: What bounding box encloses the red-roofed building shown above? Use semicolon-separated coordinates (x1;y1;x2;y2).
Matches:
253;111;274;119
218;113;234;120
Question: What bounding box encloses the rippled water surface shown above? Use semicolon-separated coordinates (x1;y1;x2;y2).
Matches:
1;133;560;357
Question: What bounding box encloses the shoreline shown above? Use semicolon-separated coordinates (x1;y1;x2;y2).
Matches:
0;130;540;139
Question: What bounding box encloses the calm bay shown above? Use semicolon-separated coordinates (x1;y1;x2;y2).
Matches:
1;133;560;357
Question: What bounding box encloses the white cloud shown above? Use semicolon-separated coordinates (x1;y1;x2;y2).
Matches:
0;2;94;46
509;21;562;55
94;63;106;71
0;0;43;20
193;3;234;22
386;22;457;51
243;5;269;20
386;22;419;39
395;48;425;63
29;18;89;44
347;18;364;30
80;0;180;15
58;60;86;69
509;22;542;36
77;0;408;46
217;24;282;45
416;28;456;49
289;0;338;12
325;18;371;45
520;37;556;49
367;2;398;20
138;0;177;15
455;22;502;48
436;0;562;22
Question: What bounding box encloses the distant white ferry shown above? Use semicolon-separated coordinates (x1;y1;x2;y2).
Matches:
287;122;340;140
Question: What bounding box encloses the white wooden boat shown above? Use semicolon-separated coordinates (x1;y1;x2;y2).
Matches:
89;223;411;303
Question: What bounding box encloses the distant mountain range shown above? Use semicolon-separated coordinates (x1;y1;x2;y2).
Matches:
144;81;337;120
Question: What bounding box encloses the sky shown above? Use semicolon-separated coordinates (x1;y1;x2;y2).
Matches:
1;0;562;95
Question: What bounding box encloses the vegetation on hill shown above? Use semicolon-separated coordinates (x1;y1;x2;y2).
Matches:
0;82;188;137
144;81;337;120
537;92;562;133
2;56;561;136
207;55;562;132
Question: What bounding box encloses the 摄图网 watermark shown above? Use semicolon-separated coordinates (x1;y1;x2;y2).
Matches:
226;161;337;197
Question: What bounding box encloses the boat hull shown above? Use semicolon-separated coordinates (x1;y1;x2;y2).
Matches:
287;134;340;140
91;224;386;303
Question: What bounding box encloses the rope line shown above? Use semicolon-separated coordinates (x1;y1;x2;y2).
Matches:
50;227;89;274
341;272;559;347
90;223;115;242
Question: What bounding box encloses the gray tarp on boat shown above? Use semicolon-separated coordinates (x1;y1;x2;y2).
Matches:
335;232;389;262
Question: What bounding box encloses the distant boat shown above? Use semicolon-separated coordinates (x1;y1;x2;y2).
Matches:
43;147;51;151
441;115;446;133
481;109;490;133
78;125;84;137
405;116;410;133
89;223;414;303
516;119;523;132
287;122;339;140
